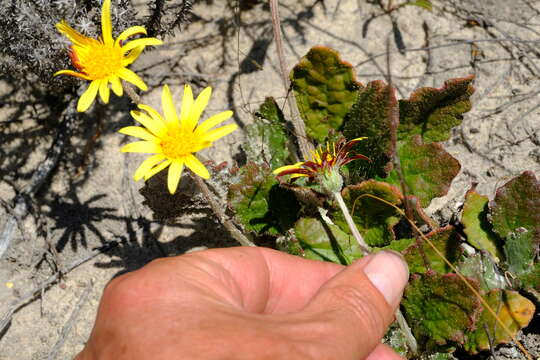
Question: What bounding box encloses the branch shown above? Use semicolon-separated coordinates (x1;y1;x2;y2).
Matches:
0;98;78;259
268;0;312;160
192;176;255;247
0;241;117;337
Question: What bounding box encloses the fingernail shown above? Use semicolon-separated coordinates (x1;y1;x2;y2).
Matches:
363;251;409;307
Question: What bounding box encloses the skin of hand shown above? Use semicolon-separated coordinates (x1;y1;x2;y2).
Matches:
75;247;409;360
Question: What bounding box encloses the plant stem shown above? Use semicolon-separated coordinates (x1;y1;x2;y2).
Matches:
332;191;370;254
123;82;141;105
268;0;312;160
333;191;418;354
394;306;418;354
192;176;255;247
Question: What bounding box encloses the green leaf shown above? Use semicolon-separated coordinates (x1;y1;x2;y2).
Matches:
520;262;540;292
258;96;286;124
464;290;535;354
402;226;461;274
384;135;461;207
489;171;540;281
402;272;482;349
290;46;362;142
343;80;397;178
228;162;300;235
406;0;433;11
381;238;415;253
398;75;474;143
458;253;506;292
294;217;361;264
461;186;503;261
337;180;403;247
243;97;291;168
490;171;540;239
504;228;539;277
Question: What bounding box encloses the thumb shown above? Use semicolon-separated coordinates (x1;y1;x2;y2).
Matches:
301;251;409;360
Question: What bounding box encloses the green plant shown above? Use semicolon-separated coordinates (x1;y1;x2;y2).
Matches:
225;46;538;358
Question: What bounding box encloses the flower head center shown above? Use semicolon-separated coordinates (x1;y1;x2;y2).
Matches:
73;43;123;80
160;130;205;160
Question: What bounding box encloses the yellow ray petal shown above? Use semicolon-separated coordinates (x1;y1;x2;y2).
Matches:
120;141;161;153
272;162;305;174
121;38;163;54
195;110;233;135
111;76;123;96
202;123;238;142
180;84;194;125
130;110;167;138
290;173;310;178
133;154;166;181
54;69;92;81
55;21;88;46
167;161;184;194
117;68;147;91
115;26;147;47
77;80;100;112
185;86;211;131
184;154;209;179
138;104;166;125
98;79;110;104
122;46;144;66
101;0;113;45
138;104;167;126
119;126;160;143
162;85;179;126
144;159;171;181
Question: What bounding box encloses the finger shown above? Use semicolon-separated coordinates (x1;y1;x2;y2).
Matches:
296;251;409;360
365;343;405;360
143;246;353;314
137;247;379;314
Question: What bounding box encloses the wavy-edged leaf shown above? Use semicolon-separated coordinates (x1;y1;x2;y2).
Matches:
343;80;397;178
462;185;503;261
243;97;291;168
402;272;482;348
384;135;461;207
228;162;300;235
489;171;540;282
398;75;474;143
294;217;361;264
464;290;535;354
290;46;362;142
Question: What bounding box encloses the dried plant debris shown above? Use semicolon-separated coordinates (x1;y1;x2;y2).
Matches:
0;0;137;90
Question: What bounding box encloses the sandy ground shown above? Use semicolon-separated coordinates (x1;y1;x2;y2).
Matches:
0;0;539;359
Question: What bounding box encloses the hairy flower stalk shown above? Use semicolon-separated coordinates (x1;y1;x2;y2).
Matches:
54;0;162;112
275;138;418;352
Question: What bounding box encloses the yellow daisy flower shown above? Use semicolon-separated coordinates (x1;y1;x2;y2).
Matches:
120;84;238;194
54;0;163;112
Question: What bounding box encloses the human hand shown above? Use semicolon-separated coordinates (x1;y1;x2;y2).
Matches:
76;247;409;360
